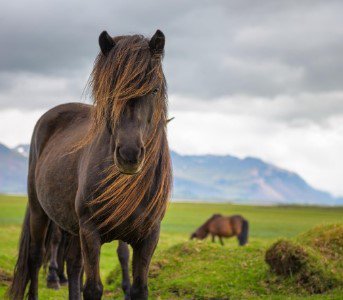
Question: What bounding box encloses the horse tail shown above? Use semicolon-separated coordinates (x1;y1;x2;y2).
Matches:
8;206;31;300
238;219;249;246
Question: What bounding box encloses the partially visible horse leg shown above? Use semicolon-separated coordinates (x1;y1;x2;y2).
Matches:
219;236;224;246
211;234;215;243
131;227;160;300
27;207;49;300
117;240;131;299
80;225;103;300
66;235;82;300
57;231;68;285
47;223;62;289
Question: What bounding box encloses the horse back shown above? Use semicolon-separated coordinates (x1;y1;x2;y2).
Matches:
30;102;91;160
208;216;234;237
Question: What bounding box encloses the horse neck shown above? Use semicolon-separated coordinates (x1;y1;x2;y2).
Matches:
199;223;209;233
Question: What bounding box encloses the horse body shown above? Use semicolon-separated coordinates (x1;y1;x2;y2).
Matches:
191;214;249;246
32;103;91;235
208;217;234;238
9;30;171;300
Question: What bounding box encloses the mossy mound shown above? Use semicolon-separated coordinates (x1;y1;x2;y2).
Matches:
298;223;343;262
105;224;343;298
265;224;343;294
265;240;309;276
107;241;268;299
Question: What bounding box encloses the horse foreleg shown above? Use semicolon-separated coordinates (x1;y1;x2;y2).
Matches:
117;240;131;299
80;226;103;300
66;235;82;300
28;209;49;300
219;236;224;246
131;226;160;300
47;223;62;289
211;234;215;243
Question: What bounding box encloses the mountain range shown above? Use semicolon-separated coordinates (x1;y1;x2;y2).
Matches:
0;143;341;205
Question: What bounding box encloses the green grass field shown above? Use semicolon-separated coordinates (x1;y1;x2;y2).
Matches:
0;195;342;299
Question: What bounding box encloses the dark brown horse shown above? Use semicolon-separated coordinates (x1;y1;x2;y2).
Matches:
190;214;249;246
9;29;172;300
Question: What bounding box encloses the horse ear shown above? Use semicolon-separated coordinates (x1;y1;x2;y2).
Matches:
99;31;115;56
149;29;165;55
166;117;175;124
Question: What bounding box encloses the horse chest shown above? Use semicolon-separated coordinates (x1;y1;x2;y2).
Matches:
98;204;155;243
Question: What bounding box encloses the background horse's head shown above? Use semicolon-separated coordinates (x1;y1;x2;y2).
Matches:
190;214;222;240
190;227;209;240
90;30;167;175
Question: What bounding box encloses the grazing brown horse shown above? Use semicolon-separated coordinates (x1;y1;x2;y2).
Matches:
9;29;172;300
190;214;249;246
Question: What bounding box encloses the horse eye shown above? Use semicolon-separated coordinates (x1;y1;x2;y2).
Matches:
152;88;159;95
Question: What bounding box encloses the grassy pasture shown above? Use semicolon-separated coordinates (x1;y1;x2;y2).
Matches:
0;195;342;299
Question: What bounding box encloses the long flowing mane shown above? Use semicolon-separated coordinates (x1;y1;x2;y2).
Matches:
86;34;172;238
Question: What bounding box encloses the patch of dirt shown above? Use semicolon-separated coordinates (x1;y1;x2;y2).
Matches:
149;259;169;278
0;268;12;286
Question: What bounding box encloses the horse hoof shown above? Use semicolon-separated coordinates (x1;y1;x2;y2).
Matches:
47;280;60;290
59;279;68;286
59;274;68;286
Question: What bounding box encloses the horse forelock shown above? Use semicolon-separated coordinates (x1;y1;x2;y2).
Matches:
90;34;167;132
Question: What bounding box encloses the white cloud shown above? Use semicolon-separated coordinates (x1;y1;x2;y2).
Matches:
169;92;343;124
0;109;45;147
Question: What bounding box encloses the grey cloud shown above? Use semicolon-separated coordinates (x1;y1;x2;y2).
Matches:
0;0;343;109
169;91;343;126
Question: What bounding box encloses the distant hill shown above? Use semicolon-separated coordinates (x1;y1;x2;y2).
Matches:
171;151;341;205
2;143;341;205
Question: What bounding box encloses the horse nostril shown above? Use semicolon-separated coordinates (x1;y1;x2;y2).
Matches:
118;146;141;164
139;147;144;159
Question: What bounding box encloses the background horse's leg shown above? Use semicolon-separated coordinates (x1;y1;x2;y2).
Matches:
211;234;215;243
80;226;103;300
117;240;131;299
57;231;68;285
47;223;62;289
28;208;49;300
66;235;82;300
219;236;224;246
131;227;160;300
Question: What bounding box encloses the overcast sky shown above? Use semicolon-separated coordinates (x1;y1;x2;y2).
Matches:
1;0;343;196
